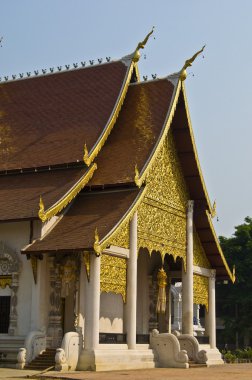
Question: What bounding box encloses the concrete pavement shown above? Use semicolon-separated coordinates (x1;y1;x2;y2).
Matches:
0;364;252;380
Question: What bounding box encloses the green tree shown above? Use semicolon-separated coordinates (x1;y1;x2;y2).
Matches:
217;217;252;348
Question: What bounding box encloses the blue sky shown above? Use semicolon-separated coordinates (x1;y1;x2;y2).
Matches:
1;0;251;237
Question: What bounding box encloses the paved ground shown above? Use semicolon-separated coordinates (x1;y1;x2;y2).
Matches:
1;364;252;380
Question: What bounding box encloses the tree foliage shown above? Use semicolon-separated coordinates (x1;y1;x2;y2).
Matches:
217;217;252;346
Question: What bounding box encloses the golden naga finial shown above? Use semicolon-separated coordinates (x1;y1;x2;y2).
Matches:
211;200;217;218
132;26;155;63
83;143;91;166
180;45;205;81
94;228;102;256
38;195;45;221
134;164;141;187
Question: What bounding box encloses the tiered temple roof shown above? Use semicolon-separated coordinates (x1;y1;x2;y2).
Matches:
0;36;234;281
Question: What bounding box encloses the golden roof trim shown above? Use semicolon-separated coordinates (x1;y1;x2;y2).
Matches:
181;82;214;215
94;187;147;255
135;78;181;188
83;61;136;166
38;163;97;222
206;210;235;283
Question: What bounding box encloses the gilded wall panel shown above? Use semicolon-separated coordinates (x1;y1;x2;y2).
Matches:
193;230;211;269
108;221;130;249
138;200;186;263
193;274;209;311
138;130;189;263
0;275;12;289
144;130;189;209
102;130;190;264
100;254;127;302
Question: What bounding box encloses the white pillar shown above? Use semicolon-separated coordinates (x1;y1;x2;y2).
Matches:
77;255;86;336
84;254;100;350
126;211;138;349
208;270;216;348
182;200;194;335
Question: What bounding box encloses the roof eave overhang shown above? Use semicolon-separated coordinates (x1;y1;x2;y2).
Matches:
205;211;235;282
38;163;97;222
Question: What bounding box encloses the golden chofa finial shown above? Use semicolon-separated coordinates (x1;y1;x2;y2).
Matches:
83;143;91;166
132;26;155;63
180;45;205;81
94;228;102;256
38;195;46;222
134;164;141;187
232;265;236;282
211;200;217;218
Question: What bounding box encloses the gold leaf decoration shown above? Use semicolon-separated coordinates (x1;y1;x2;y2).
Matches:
0;275;12;289
138;129;189;265
100;254;127;302
193;274;209;311
193;229;211;269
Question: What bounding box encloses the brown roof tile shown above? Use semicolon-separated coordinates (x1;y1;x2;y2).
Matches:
0;167;88;220
23;188;140;253
89;79;175;186
0;61;128;171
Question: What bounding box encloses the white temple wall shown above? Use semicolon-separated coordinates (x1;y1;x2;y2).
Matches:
0;221;32;335
99;292;123;333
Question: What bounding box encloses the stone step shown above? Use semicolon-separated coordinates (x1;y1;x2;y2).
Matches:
24;365;54;370
29;359;55;364
189;361;207;368
39;354;55;358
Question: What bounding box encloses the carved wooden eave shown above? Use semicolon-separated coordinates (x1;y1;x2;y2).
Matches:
93;186;147;255
38;163;97;222
206;211;235;283
181;82;213;215
83;28;154;166
178;84;234;282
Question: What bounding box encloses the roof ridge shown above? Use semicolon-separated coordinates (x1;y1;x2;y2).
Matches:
0;57;120;85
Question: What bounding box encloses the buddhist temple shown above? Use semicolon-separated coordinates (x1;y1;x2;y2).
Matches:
0;30;234;371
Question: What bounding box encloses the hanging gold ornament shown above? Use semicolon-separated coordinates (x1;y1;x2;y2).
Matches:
156;267;167;314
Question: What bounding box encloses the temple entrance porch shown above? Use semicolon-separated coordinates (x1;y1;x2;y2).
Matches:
15;202;223;370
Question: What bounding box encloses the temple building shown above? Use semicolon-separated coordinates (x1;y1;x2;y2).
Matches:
0;31;234;371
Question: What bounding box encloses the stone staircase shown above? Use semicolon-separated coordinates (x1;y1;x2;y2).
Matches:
0;335;25;368
24;348;56;371
78;344;157;371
